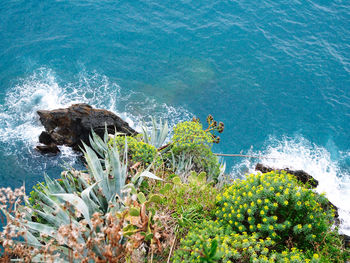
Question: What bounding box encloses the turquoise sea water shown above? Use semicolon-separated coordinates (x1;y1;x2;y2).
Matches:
0;1;349;233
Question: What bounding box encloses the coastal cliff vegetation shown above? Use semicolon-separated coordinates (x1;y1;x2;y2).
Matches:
0;116;349;262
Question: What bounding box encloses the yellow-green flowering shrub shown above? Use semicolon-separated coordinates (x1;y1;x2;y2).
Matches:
172;120;214;148
172;220;317;263
173;171;348;262
169;120;221;179
215;171;334;250
110;135;158;166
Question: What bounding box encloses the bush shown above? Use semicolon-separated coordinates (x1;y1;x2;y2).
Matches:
172;220;317;263
215;171;334;251
173;171;348;262
110;135;158;166
168;121;221;180
157;171;217;235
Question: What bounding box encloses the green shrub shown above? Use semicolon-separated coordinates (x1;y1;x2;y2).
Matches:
173;171;348;262
28;182;48;223
110;135;158;166
215;171;334;251
172;220;318;263
172;121;214;148
157;171;217;235
169;121;221;180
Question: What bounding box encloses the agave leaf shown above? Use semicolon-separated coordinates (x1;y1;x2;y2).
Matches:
89;135;104;157
90;129;108;156
69;172;90;192
103;123;109;143
34;209;70;229
140;171;163;181
219;160;226;176
107;147;122;198
34;189;58;208
81;182;101;215
30;253;67;263
36;182;51;196
24;221;56;238
82;142;110;200
141;125;149;144
24;229;43;247
60;173;73;193
141;117;168;148
158;119;168;148
151;118;157;146
36;201;71;225
44;173;65;193
53;193;92;227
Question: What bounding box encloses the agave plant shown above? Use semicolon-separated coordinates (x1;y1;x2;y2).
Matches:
169;151;194;182
141;117;168;148
1;128;162;262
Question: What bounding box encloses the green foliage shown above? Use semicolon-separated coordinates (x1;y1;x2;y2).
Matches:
28;182;48;224
172;121;214;148
169;120;222;180
110;135;158;166
158;171;217;234
173;220;317;263
28;182;46;208
114;135;157;166
198;239;223;263
4;119;349;263
215;171;334;250
310;230;350;263
174;171;348;262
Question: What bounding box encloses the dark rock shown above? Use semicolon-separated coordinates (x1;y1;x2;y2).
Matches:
324;200;340;222
36;144;60;154
39;131;54;145
36;103;137;154
255;163;318;188
341;234;350;248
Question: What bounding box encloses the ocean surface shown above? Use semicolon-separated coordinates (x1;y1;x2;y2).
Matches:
0;0;349;234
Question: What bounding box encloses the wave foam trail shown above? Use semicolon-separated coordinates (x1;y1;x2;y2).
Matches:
0;68;191;170
231;136;350;235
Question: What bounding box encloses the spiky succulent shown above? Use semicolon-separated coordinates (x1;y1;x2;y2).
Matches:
141;117;169;148
1;128;162;262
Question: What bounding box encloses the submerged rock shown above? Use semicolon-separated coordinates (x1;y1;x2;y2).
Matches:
255;163;318;188
36;103;137;154
36;144;60;154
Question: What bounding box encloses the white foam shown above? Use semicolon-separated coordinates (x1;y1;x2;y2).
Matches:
231;136;350;235
0;67;191;167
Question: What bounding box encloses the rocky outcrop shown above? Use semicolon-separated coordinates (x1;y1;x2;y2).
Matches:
255;163;318;188
36;103;137;153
